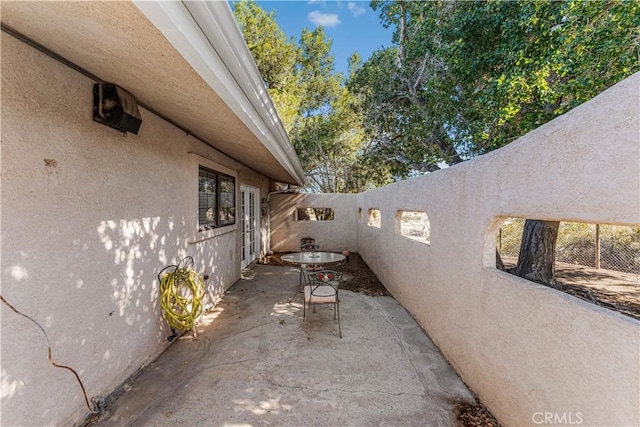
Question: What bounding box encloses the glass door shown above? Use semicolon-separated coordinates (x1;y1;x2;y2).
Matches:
240;185;259;269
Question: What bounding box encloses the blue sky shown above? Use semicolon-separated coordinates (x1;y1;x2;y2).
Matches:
251;0;395;75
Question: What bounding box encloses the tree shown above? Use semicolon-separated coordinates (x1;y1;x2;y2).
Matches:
233;0;296;90
350;1;464;177
291;27;350;192
296;27;341;113
512;221;561;287
233;0;300;132
234;0;392;193
352;0;639;284
290;35;375;193
441;0;640;285
358;0;639;169
438;0;640;153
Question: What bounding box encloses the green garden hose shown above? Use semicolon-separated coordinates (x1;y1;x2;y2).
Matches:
159;257;205;340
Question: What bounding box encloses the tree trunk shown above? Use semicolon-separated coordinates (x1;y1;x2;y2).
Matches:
512;220;561;288
397;1;407;64
496;249;505;271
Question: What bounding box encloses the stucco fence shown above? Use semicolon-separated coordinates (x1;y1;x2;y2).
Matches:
270;193;358;253
270;73;640;426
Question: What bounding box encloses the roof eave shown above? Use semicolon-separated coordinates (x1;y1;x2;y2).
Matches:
133;0;306;186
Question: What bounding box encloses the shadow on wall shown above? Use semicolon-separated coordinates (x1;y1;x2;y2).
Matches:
1;213;232;424
268;193;358;253
97;216;185;345
97;214;233;362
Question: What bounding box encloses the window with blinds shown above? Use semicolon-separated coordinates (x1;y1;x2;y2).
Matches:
198;166;236;231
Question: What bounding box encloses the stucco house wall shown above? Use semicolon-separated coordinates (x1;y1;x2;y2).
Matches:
356;73;640;426
269;193;358;253
0;33;270;426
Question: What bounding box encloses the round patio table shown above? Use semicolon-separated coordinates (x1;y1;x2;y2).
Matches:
281;252;346;266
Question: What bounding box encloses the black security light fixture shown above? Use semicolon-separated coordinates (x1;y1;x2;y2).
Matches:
93;83;142;134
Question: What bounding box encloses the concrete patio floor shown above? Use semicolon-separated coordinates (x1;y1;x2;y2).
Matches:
91;263;475;426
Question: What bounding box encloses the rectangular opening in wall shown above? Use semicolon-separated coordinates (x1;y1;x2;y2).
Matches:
398;210;430;244
297;207;334;221
496;218;640;320
358;208;363;223
367;208;381;228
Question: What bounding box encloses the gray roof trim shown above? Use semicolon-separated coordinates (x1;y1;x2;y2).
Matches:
133;0;305;186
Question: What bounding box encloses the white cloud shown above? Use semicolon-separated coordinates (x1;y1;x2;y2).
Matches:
347;2;366;16
308;11;341;27
307;0;326;5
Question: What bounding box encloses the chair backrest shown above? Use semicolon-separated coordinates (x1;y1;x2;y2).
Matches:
301;236;315;246
304;263;323;271
306;270;343;294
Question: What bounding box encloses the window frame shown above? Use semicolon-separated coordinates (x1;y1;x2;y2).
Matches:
188;153;237;243
198;166;236;231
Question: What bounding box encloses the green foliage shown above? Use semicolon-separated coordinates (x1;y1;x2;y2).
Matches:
233;0;297;90
497;218;526;257
444;0;640;153
233;0;392;193
351;0;640;177
233;0;300;132
235;0;639;189
297;28;341;112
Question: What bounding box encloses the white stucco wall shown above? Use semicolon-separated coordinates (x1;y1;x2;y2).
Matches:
269;73;640;425
357;73;640;426
269;193;358;253
1;34;270;426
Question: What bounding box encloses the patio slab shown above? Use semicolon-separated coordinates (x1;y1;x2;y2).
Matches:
91;263;475;426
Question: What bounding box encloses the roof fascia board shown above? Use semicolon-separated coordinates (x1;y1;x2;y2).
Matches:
132;0;305;186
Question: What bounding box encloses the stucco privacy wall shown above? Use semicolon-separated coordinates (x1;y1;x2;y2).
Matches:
269;193;358;253
356;73;640;426
0;34;269;426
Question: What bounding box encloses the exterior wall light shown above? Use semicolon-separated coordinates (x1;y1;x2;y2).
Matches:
93;83;142;134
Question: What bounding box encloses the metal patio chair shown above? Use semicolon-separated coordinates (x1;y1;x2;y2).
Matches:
303;270;343;339
300;236;316;247
299;242;322;286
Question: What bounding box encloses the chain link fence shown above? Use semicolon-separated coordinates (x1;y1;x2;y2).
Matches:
498;219;640;274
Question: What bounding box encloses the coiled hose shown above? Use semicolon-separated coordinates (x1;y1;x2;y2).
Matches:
159;257;205;341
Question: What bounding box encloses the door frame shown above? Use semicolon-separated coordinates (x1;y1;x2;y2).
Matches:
240;185;260;270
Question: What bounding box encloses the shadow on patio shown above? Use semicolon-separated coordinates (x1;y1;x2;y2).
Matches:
90;261;477;426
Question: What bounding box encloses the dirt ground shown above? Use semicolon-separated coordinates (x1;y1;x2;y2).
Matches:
503;257;640;320
262;252;500;426
455;399;501;427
